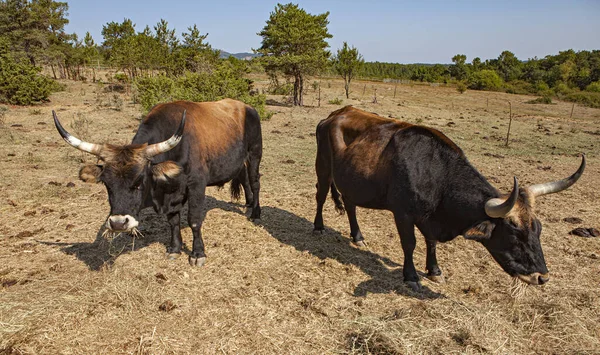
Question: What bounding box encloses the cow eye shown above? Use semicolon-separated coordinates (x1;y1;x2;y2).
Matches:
131;176;144;190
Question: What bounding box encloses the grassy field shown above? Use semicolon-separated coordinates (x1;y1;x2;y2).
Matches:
1;76;599;354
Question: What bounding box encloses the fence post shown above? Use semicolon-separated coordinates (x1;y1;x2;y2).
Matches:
505;101;513;147
570;102;575;119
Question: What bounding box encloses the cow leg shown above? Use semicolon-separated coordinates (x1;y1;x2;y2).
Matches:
247;151;261;221
313;179;330;232
165;212;182;259
344;201;365;246
425;240;444;283
393;215;420;290
239;166;253;207
188;184;208;267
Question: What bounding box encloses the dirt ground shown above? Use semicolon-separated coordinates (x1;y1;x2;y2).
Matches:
1;76;599;354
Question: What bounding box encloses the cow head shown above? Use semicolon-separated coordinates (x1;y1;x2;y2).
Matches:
53;110;186;233
465;156;585;285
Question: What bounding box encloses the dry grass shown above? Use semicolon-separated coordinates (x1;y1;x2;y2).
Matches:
0;77;599;354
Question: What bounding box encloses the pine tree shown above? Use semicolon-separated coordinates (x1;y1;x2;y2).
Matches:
256;3;332;106
333;42;364;99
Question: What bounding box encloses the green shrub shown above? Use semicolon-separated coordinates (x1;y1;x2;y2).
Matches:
135;62;269;119
328;98;343;105
0;49;61;105
467;70;504;91
114;73;128;83
564;91;600;108
456;81;467;94
553;82;573;97
526;96;553;104
586;81;600;93
505;80;534;95
534;81;550;93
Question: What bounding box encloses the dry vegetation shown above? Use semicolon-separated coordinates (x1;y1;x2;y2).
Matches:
1;77;599;354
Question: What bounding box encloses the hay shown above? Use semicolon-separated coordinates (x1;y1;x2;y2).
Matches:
0;77;599;354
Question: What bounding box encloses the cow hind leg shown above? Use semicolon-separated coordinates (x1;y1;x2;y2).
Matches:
247;149;261;221
344;201;366;246
188;183;208;267
313;178;330;233
231;166;253;207
393;214;421;291
425;240;444;283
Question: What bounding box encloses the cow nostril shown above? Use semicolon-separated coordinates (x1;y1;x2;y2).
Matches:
538;275;549;285
124;217;129;224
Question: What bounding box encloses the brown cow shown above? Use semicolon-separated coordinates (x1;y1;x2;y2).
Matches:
54;99;262;266
314;106;584;290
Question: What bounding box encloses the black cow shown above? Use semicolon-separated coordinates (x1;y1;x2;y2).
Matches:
54;99;262;266
314;106;585;290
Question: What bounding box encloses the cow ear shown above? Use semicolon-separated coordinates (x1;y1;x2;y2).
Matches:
151;161;182;182
464;220;496;241
79;164;102;183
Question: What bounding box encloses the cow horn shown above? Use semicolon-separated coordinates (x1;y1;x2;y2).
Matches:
53;110;102;156
527;155;586;197
485;177;519;218
145;110;186;157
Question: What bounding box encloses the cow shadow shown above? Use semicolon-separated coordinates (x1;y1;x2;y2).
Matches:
203;197;440;298
41;196;441;298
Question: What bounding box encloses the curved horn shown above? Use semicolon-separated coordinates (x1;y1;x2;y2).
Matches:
53;110;102;156
527;155;586;197
485;177;519;218
145;110;186;157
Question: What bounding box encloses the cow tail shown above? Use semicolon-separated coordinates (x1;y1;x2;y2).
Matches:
230;177;242;201
330;183;345;215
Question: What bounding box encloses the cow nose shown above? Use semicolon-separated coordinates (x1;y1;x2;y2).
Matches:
107;215;139;231
538;274;550;285
109;217;128;231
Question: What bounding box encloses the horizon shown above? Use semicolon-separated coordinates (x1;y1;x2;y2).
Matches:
65;0;600;64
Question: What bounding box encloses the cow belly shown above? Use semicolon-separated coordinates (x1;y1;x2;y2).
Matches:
333;167;387;209
205;144;247;185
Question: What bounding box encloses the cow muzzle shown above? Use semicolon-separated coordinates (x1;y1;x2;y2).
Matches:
105;215;139;232
517;272;549;285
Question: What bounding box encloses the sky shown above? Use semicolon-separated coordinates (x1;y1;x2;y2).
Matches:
64;0;600;64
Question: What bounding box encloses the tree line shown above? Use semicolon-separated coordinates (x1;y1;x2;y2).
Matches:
1;0;599;109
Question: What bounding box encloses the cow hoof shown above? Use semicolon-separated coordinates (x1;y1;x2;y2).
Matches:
166;252;180;260
405;281;422;292
189;256;206;267
313;228;324;235
252;218;262;224
354;240;368;248
427;274;445;284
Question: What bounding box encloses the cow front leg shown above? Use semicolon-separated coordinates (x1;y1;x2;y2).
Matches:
425;240;444;283
344;201;366;247
166;212;182;259
394;214;420;291
188;185;208;267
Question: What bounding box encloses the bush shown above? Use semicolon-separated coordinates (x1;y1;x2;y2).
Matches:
586;81;600;93
534;81;550;93
467;70;504;91
134;62;270;119
328;98;343;105
505;80;534;95
456;81;467;94
0;48;61;105
564;91;600;108
526;96;553;104
554;82;573;97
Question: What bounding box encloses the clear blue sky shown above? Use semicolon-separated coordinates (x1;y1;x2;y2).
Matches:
64;0;600;64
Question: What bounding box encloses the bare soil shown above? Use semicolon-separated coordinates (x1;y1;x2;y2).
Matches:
1;77;599;354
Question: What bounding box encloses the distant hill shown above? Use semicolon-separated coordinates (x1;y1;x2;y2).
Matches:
219;51;260;60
